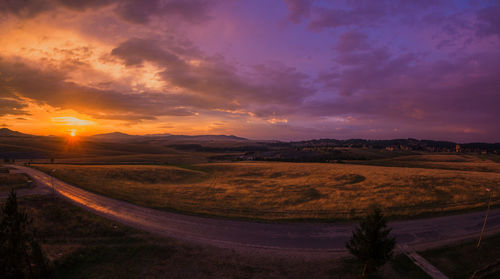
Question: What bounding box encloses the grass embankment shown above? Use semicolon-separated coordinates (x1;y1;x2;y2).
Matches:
0;172;33;192
33;161;500;221
421;234;500;279
12;195;426;278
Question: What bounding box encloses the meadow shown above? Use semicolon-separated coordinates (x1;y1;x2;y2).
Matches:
354;154;500;173
34;156;500;220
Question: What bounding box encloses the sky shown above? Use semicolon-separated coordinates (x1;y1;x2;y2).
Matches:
0;0;499;142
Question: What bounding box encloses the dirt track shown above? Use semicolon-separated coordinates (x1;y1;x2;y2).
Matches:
8;165;500;255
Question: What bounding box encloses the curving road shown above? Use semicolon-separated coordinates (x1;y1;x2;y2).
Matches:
8;165;500;254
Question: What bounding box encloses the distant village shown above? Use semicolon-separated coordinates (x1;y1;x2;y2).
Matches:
238;139;500;162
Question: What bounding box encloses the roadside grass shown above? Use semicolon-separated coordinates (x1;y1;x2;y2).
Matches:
390;254;432;279
56;245;431;279
33;162;500;221
420;233;500;279
0;172;34;192
7;194;428;278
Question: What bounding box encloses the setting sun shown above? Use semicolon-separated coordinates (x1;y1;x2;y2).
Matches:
69;130;76;137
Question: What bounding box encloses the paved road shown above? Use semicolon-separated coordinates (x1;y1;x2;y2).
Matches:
8;165;500;254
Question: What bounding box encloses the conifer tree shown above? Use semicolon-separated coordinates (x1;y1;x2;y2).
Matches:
0;190;51;278
346;206;396;277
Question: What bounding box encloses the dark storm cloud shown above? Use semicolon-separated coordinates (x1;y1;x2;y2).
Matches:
0;0;112;18
110;38;184;66
334;31;369;53
476;2;500;38
0;98;29;116
0;54;311;122
111;38;316;117
0;59;199;120
114;0;213;24
308;1;386;30
57;0;114;11
0;0;214;24
0;0;51;18
281;0;445;30
3;0;500;140
311;31;500;137
283;0;314;23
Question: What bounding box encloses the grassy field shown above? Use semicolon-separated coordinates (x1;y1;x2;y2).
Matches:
34;160;500;220
10;195;426;279
420;233;500;279
354;154;500;173
0;172;33;192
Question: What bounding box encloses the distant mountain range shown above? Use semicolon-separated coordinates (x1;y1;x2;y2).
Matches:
0;128;34;137
0;128;498;148
87;132;138;141
85;132;248;142
0;128;247;142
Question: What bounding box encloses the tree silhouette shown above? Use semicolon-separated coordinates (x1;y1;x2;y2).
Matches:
346;206;396;277
0;190;51;278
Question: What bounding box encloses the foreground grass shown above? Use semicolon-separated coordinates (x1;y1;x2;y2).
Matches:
0;172;33;192
11;195;426;278
34;161;500;220
390;255;432;279
420;233;500;279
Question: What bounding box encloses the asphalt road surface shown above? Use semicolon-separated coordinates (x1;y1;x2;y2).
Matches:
9;165;500;254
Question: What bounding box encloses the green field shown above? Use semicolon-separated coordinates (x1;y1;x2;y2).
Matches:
34;156;500;220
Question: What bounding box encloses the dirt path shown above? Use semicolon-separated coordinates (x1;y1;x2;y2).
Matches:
9;165;500;255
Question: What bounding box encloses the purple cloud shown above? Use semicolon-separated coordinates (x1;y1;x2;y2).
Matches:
0;0;214;24
1;0;500;141
283;0;314;23
476;2;500;38
111;38;315;118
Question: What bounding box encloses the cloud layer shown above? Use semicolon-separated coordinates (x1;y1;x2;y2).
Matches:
0;0;499;141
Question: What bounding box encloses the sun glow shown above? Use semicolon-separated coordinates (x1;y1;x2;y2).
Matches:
50;116;95;137
52;117;94;126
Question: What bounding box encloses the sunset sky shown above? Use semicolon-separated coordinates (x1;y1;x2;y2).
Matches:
0;0;499;141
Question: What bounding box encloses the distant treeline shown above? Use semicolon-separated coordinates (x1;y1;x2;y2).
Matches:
0;152;46;160
248;150;370;162
270;138;500;153
168;144;269;153
207;139;500;163
175;138;500;163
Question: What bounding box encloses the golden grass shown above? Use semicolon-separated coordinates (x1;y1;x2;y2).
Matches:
365;154;500;173
34;162;500;220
